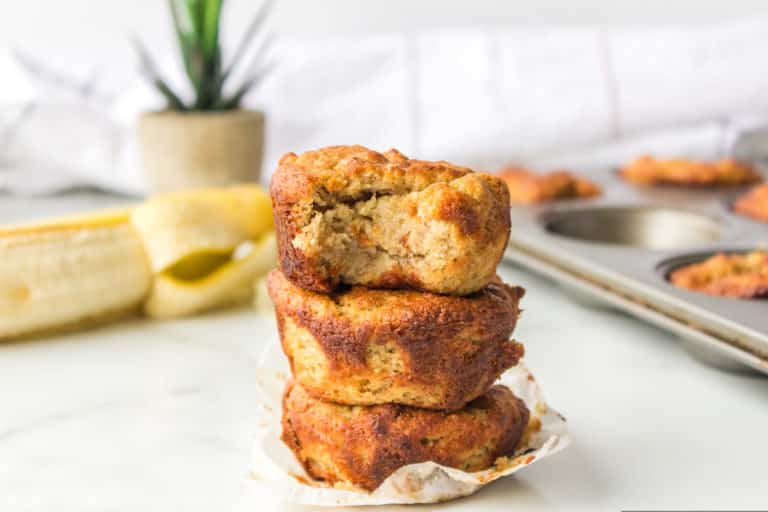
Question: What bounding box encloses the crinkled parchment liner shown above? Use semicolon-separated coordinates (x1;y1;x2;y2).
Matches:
251;339;570;506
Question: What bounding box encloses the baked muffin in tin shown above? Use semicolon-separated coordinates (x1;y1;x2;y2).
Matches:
498;166;601;204
669;251;768;299
734;184;768;223
620;155;762;187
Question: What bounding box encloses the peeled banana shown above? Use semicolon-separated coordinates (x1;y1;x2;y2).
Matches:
0;210;152;339
0;185;276;339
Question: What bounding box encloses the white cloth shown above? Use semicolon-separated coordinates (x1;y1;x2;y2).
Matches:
3;19;768;196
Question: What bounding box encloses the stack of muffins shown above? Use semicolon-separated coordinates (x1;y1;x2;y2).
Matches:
267;145;531;492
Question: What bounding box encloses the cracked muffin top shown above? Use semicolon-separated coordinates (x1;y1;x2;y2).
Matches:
270;145;511;295
273;145;472;201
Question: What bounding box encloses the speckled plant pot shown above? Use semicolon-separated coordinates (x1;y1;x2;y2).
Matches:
139;110;264;193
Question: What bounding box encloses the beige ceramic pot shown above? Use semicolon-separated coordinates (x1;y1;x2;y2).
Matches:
138;110;265;193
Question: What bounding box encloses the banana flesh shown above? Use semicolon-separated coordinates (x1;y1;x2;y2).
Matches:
0;185;276;339
0;211;152;339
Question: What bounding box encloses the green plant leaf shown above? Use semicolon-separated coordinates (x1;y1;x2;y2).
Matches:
170;0;206;105
212;32;273;108
221;0;273;84
213;60;274;110
132;38;186;110
169;0;225;109
145;0;268;111
197;0;223;108
202;0;223;60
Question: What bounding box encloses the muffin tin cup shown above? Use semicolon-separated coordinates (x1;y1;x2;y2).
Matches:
543;206;723;249
504;169;768;375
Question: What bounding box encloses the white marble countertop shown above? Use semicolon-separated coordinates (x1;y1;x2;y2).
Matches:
1;193;766;512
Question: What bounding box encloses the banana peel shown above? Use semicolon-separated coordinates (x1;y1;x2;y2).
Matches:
144;232;276;319
131;185;273;272
132;184;276;319
0;185;276;339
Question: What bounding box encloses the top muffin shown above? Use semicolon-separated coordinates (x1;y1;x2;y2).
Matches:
270;145;511;295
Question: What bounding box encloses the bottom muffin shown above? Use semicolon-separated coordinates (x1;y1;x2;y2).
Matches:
281;381;530;492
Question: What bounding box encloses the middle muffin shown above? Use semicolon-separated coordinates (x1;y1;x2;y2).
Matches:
268;269;525;411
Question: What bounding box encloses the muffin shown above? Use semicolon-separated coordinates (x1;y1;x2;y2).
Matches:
281;381;530;492
669;251;768;299
498;166;601;204
268;269;524;410
734;184;768;223
270;145;511;295
620;156;762;187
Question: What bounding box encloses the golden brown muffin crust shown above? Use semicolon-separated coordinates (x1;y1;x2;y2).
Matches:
268;269;525;410
620;156;763;187
498;166;601;204
734;184;768;223
270;145;511;295
275;146;470;198
281;381;530;492
669;251;768;299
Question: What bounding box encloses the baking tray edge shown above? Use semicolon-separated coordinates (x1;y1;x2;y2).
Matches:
504;241;768;376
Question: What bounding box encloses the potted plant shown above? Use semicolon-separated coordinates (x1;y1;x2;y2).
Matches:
135;0;273;193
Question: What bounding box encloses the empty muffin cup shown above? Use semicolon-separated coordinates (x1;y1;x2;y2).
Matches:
543;206;722;250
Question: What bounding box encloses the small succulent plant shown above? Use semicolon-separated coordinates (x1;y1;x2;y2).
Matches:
135;0;273;111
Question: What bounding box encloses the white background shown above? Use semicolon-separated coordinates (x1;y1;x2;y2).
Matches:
3;0;768;49
5;0;768;193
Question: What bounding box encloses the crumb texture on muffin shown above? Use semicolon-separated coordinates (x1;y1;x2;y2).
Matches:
281;381;530;492
270;145;511;295
268;269;524;410
669;251;768;299
620;156;763;187
734;184;768;222
498;166;601;204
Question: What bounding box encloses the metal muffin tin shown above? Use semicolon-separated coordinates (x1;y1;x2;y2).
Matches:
502;169;768;375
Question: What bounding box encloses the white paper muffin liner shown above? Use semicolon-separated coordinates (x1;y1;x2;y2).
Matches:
251;338;570;506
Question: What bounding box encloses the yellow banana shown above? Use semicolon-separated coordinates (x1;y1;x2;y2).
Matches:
0;210;152;339
144;232;276;319
132;184;276;318
0;185;276;337
131;185;273;272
